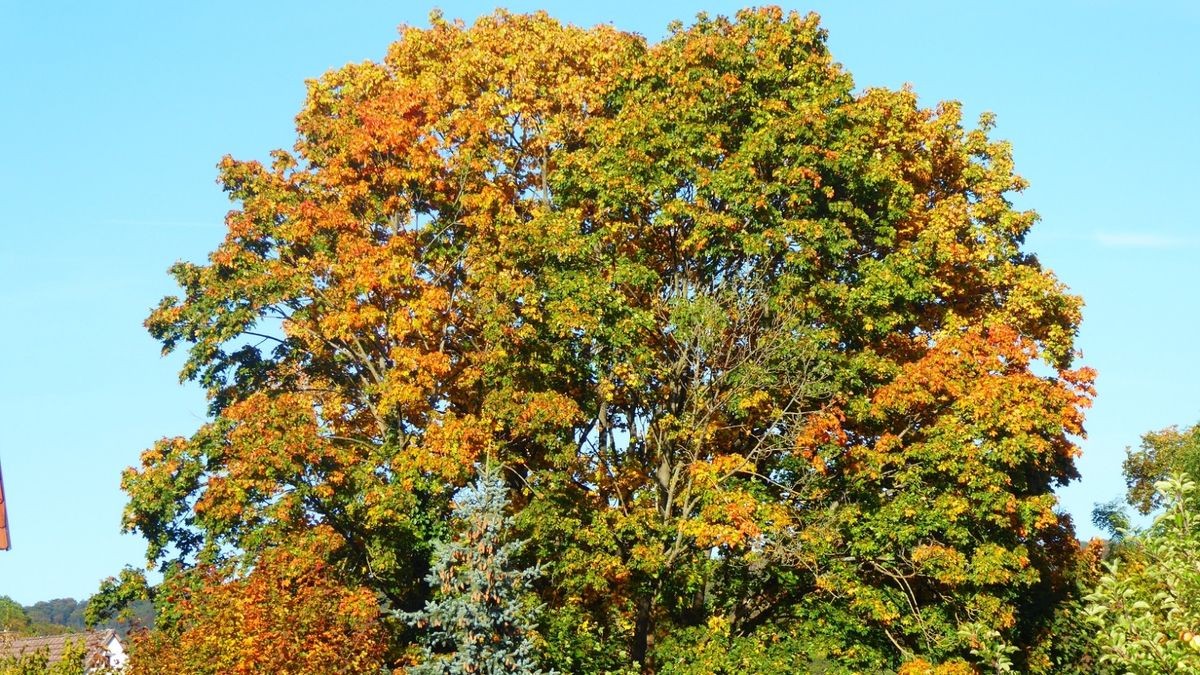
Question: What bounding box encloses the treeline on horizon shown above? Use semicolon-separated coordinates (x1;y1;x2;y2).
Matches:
0;595;152;637
54;6;1200;675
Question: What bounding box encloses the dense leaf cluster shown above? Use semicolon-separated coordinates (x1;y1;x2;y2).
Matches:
124;538;387;674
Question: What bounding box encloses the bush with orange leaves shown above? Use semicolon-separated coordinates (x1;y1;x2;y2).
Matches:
128;541;388;675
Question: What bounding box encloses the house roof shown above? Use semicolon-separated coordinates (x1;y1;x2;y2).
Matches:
0;462;8;550
0;629;122;669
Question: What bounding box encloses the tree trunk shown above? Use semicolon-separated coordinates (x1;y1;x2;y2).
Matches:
631;593;654;672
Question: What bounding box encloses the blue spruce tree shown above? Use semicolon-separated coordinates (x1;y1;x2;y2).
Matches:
404;462;551;674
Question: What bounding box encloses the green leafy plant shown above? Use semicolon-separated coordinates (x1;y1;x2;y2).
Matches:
1084;473;1200;673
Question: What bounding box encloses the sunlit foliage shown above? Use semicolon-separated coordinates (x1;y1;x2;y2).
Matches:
121;8;1092;672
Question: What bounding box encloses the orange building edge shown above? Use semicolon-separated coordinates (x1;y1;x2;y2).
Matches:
0;463;9;550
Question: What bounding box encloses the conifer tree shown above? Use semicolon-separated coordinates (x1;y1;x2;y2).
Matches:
404;463;549;675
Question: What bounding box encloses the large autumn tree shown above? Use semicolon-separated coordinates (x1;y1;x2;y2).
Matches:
122;8;1093;673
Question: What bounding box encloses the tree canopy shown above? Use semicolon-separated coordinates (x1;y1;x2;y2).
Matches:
1122;422;1200;515
120;8;1093;673
0;598;29;633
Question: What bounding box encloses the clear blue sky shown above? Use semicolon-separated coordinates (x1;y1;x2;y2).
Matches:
1;1;1196;605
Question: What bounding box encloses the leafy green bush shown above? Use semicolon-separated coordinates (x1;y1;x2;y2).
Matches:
1084;473;1200;672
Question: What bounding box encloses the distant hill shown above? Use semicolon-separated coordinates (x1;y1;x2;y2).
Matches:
0;595;153;637
23;598;87;631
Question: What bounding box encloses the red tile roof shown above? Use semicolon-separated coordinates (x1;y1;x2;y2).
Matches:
0;630;122;669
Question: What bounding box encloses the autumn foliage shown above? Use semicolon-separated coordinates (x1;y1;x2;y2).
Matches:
120;7;1094;673
127;538;387;675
